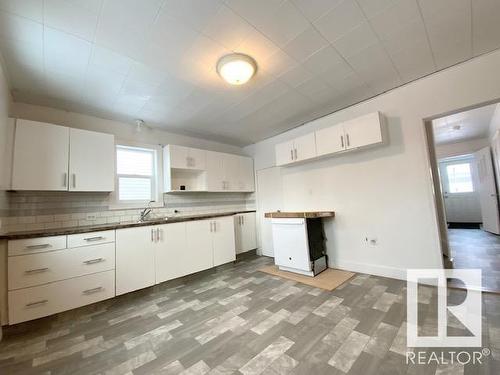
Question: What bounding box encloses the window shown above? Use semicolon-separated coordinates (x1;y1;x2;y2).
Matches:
446;163;474;193
112;144;163;208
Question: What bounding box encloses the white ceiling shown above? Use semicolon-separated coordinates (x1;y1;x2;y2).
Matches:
432;104;498;145
0;0;500;146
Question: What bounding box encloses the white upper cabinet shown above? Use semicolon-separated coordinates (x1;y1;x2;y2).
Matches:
12;119;115;191
238;157;255;192
166;145;206;170
275;133;316;166
277;112;385;166
206;150;225;192
12;120;70;191
69;128;115;192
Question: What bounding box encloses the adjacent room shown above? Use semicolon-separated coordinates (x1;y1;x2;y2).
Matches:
0;1;500;374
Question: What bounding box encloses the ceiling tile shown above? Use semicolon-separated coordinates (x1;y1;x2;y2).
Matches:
252;1;309;47
260;49;298;78
332;22;379;57
290;0;342;22
0;37;43;68
472;0;500;55
368;0;420;40
302;46;345;75
0;0;42;22
314;0;365;43
202;5;253;50
45;71;84;102
44;0;100;41
236;29;279;63
184;35;229;70
64;0;103;14
162;0;223;32
283;27;329;62
224;0;285;28
296;75;335;103
44;27;92;77
89;46;133;76
6;63;45;93
418;0;472;69
0;10;43;45
356;0;396;18
321;61;357;86
278;64;314;88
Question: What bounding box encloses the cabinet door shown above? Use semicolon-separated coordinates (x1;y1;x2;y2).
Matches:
315;124;346;156
343;112;383;150
241;212;257;253
206;151;225;191
223;153;240;191
188;148;206;170
293;133;316;162
213;216;236;266
12;120;69;191
155;222;188;283
69;128;115;191
234;215;243;254
116;226;155;295
275;140;294;166
186;220;213;273
168;145;189;169
238;157;255;192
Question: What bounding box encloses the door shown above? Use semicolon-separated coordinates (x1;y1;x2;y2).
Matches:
275;140;294;166
473;147;500;234
256;167;283;257
315;124;346;156
240;212;257;253
293;133;316;162
343;112;383;150
186;219;213;273
115;226;156;295
213;216;236;266
155;222;188;283
439;157;482;223
12;120;69;191
206;151;225;191
69;128;115;191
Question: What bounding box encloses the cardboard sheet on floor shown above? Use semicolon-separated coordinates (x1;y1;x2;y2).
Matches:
258;265;355;291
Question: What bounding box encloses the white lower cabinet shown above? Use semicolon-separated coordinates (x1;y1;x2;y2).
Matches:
155;222;190;283
8;270;115;324
186;219;214;273
234;212;257;254
115;226;156;295
213;216;236;266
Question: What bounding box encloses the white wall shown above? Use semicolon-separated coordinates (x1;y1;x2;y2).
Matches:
245;49;500;280
10;102;244;155
435;138;489;159
489;104;500;139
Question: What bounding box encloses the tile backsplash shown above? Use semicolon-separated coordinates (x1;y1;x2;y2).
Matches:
0;191;255;233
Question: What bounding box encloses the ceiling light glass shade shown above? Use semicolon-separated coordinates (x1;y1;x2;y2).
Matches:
217;53;257;85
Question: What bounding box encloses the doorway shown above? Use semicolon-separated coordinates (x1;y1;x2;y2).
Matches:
427;102;500;292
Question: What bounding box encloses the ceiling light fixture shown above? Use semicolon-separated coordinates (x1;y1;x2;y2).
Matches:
217;53;257;85
135;119;145;133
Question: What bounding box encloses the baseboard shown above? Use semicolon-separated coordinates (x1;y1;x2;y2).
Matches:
332;260;408;281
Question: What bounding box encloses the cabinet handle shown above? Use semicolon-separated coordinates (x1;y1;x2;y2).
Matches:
242;215;245;225
294;148;297;160
63;172;67;187
83;258;104;265
25;267;49;274
290;149;294;160
26;299;48;308
156;228;161;242
341;135;344;148
346;133;350;147
151;228;154;242
25;244;50;250
213;221;216;232
84;236;104;242
72;173;76;188
82;287;104;295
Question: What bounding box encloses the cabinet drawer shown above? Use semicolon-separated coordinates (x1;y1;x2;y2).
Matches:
67;230;115;248
8;270;115;324
8;236;67;257
8;243;115;290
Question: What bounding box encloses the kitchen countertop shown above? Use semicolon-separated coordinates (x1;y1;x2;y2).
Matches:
0;210;256;240
264;211;335;219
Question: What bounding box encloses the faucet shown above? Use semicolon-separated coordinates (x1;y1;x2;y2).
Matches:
139;201;155;222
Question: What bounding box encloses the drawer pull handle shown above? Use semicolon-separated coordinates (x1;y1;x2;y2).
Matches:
83;236;105;242
26;299;48;307
25;267;49;274
25;244;51;250
83;287;104;295
83;258;104;265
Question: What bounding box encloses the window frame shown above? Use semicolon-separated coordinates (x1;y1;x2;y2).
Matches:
109;141;164;210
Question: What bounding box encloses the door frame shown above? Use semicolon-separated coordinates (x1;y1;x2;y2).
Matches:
422;99;500;268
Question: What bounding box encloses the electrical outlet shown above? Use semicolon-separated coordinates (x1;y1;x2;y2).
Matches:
365;236;378;246
86;213;97;221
